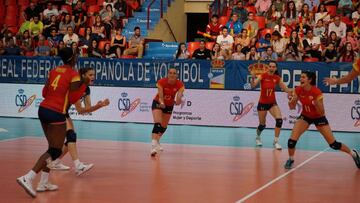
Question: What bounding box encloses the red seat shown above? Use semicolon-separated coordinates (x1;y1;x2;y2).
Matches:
61;5;72;15
88;5;101;15
187;42;200;57
5;0;16;5
5;16;18;27
78;27;86;37
18;0;30;6
86;0;98;6
120;55;136;59
218;16;229;26
304;57;319;62
253;16;265;29
244;6;256;14
7;26;18;34
98;40;111;51
325;5;337;17
205;42;215;50
97;0;105;6
260;28;273;37
342;16;353;27
6;5;19;16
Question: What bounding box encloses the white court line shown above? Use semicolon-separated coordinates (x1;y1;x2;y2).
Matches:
235;148;330;203
0;128;8;132
0;136;29;142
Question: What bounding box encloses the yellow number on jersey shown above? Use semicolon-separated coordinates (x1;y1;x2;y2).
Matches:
266;89;273;97
50;75;61;90
304;105;311;112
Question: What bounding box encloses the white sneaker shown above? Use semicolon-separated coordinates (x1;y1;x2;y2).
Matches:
150;145;158;156
75;163;94;176
256;137;263;146
156;144;164;151
274;142;282;150
16;175;36;197
36;182;58;192
48;161;70;171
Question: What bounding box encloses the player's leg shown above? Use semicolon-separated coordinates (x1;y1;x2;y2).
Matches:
256;106;267;146
269;105;283;150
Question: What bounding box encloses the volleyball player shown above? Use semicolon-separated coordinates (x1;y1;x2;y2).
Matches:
285;71;360;169
150;67;185;156
16;47;89;197
49;67;109;176
250;61;292;149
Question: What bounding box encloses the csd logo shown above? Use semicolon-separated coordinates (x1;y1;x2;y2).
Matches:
230;96;243;115
351;99;360;127
118;92;131;111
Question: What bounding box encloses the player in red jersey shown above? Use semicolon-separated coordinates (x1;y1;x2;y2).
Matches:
250;61;292;149
285;71;360;169
323;58;360;86
49;67;109;175
150;67;185;156
16;47;89;198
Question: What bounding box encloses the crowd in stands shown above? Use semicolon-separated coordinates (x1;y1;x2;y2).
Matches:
179;0;360;62
0;0;144;58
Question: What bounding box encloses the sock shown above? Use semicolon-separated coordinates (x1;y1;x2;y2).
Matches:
289;156;294;161
274;137;279;143
151;139;157;146
40;171;49;184
74;159;81;168
351;150;357;157
256;129;262;137
26;170;37;180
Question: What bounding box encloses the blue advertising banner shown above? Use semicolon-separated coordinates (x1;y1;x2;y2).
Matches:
0;56;358;93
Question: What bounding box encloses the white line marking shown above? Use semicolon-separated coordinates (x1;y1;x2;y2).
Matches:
0;128;8;132
0;136;28;142
235;148;329;203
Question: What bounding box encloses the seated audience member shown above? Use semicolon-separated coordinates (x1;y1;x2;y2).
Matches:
192;40;212;60
216;27;234;52
322;42;338;62
123;27;144;58
34;35;51;56
175;43;190;59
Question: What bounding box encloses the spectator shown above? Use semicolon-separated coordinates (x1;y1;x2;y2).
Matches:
71;42;80;57
322;0;336;6
211;43;222;59
192;40;211;60
43;15;59;38
110;27;126;58
114;0;127;19
0;40;5;55
48;29;61;56
328;16;347;39
322;42;338;62
289;30;304;53
339;42;357;62
59;14;75;36
326;31;341;51
271;30;287;57
63;26;79;47
216;27;234;52
261;46;278;60
92;15;106;40
284;1;297;26
43;2;59;22
72;1;88;30
232;1;248;23
206;15;224;40
19;30;33;54
232;44;246;60
100;4;115;39
34;35;51;56
103;43;117;58
315;3;330;25
266;4;281;28
303;29;322;60
299;3;314;25
103;0;115;10
235;29;250;49
295;16;312;36
313;19;326;38
255;0;272;16
79;27;93;47
246;46;260;60
294;0;304;12
352;5;360;22
243;12;259;38
3;31;17;46
210;0;227;16
24;1;43;21
338;0;353;17
88;39;103;58
5;38;23;56
175;43;190;59
56;41;66;56
226;14;243;36
284;42;302;61
258;33;272;53
123;26;144;58
273;0;285;12
304;0;319;11
339;29;359;52
220;49;231;60
29;16;44;40
274;17;289;37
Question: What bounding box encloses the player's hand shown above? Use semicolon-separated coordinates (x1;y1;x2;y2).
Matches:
175;99;182;106
103;98;110;106
323;77;337;86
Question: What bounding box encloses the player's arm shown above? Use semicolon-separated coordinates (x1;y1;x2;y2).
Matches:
42;80;49;97
313;95;325;116
74;96;110;114
323;69;359;85
157;84;165;108
288;91;298;110
250;75;261;89
175;87;185;106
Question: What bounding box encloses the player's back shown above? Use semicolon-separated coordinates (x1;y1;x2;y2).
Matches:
40;65;80;114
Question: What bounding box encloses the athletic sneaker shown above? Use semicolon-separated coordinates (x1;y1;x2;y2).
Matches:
48;160;70;170
274;142;282;150
256;136;263;146
156;144;164;151
150;145;158;156
352;149;360;169
16;175;36;198
75;163;94;176
36;182;58;192
284;159;294;169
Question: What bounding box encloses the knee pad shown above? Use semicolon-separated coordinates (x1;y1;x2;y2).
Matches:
152;123;164;134
160;127;167;134
257;124;266;132
47;147;62;160
329;140;342;150
288;139;297;149
65;129;77;145
275;119;283;128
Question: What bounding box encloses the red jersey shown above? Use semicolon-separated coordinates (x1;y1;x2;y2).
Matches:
295;86;324;119
206;23;224;36
154;78;184;106
40;65;81;114
258;73;281;104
